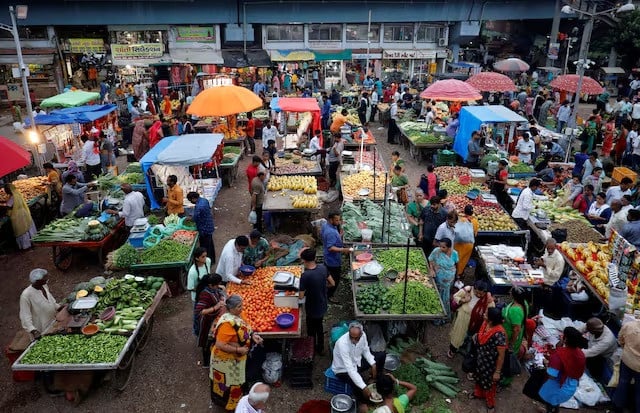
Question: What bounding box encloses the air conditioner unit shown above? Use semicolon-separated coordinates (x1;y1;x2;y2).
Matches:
438;38;447;47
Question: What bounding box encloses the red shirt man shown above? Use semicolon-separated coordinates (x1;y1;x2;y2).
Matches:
245;155;261;192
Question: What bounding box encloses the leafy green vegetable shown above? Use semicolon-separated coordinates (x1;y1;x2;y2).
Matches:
96;174;119;191
117;172;145;184
113;243;140;268
223;146;242;154
375;248;428;274
20;334;128;365
395;362;430;405
147;215;159;225
386;282;443;314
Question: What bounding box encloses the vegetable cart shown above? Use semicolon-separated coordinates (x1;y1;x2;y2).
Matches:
217;153;241;187
263;189;320;232
34;219;126;271
12;282;170;404
129;233;199;292
349;247;446;321
398;124;451;162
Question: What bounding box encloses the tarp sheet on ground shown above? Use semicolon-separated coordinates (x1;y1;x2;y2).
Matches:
25;104;117;126
140;133;223;209
454;105;527;160
40;90;100;108
275;97;322;144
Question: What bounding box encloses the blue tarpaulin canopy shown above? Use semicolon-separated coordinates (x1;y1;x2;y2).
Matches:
454;105;527;160
25;104;117;126
140;134;223;209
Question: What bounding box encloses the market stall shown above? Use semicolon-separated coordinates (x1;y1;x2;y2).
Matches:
275;97;322;146
350;247;446;320
0;177;51;229
344;128;376;150
453;105;527;161
32;214;126;271
342;199;411;245
264;175;320;231
218;146;242;187
475;244;544;296
12;275;170;401
273;154;322;176
39;90;100;109
398;122;452;162
341;149;386;175
226;266;302;338
341;170;387;203
139;133;224;210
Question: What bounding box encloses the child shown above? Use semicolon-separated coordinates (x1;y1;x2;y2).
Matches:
267;139;277;167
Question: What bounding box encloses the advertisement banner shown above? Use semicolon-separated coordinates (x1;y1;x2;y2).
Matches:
547;42;560;60
112;43;164;60
383;50;437;59
69;38;105;54
175;26;215;43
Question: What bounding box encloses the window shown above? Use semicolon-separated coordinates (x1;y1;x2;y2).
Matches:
308;24;342;41
0;26;48;40
265;25;304;42
383;24;413;42
416;25;446;43
346;24;380;42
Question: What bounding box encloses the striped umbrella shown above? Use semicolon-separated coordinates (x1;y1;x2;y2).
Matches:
419;79;482;102
466;72;517;92
493;58;530;73
549;74;604;95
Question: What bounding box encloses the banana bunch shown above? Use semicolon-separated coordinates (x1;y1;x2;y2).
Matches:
291;195;318;209
267;175;316;192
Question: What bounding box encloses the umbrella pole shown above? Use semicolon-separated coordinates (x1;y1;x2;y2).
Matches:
402;237;410;314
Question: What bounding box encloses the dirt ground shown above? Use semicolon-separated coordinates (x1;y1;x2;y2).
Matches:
0;121;591;413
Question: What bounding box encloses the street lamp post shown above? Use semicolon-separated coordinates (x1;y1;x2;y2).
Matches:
561;2;636;129
0;5;42;174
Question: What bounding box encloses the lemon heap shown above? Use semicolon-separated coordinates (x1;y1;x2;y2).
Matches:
267;175;317;193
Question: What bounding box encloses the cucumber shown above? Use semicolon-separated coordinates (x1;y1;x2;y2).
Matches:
427;375;459;384
430;381;458;397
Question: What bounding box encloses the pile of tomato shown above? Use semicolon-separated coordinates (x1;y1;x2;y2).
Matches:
227;266;300;332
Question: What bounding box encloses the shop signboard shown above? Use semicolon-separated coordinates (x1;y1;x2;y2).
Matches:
68;38;105;54
352;53;382;59
175;26;215;43
383;50;437;59
112;43;164;60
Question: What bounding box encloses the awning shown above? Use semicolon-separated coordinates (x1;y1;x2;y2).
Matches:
245;49;272;67
169;48;223;64
222;50;249;68
270;50;315;61
313;49;352;61
601;67;625;75
0;54;54;65
26;104;118;126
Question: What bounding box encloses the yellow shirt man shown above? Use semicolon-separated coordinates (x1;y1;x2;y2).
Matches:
166;183;184;215
330;112;349;134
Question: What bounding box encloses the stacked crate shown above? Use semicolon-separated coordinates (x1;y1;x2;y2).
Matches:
287;337;314;388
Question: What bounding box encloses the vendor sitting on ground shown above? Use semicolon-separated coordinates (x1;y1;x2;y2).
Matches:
331;321;378;413
579;318;618;381
243;230;270;268
216;235;251;285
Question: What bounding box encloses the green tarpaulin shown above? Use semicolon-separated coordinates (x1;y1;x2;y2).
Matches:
40;90;100;108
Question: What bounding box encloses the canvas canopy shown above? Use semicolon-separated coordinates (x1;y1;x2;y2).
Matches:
40;90;100;108
140;133;223;209
454;105;527;160
25;104;117;126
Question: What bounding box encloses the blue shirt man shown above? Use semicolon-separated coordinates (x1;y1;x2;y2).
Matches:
187;192;216;259
322;212;351;300
374;78;383;96
253;80;266;96
363;76;374;90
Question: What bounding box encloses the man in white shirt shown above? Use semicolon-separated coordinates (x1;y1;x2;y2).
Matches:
512;178;541;225
309;129;322;161
105;184;145;227
369;89;379;123
82;135;102;180
534;239;565;286
516;132;536;164
605;177;633;204
605;199;629;238
581;152;603;184
216;236;251;285
580;318;618;380
332;322;377;408
20;269;59;340
261;119;281;149
556;100;572;133
234;382;270;413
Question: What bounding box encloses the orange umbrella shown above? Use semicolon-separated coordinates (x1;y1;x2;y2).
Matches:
466;72;517;92
187;85;263;117
420;79;482;101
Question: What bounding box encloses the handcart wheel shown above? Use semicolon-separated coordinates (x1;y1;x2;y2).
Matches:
113;348;135;391
136;317;154;352
53;246;73;271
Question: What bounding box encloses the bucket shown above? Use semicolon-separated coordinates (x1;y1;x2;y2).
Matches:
331;394;355;413
361;228;373;242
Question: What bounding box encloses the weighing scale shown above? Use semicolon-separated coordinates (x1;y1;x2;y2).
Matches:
272;271;300;291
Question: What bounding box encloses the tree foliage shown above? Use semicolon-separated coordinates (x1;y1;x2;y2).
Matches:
605;10;640;68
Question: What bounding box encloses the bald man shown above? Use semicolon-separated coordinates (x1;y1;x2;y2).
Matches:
106;183;145;227
580;318;617;380
534;238;565;286
606;199;628;238
234;382;270;413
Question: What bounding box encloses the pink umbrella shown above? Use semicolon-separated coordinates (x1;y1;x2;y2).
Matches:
549;74;604;95
466;72;517;92
493;58;530;73
419;79;482;102
0;136;31;178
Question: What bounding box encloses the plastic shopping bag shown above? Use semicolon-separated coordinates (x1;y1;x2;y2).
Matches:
248;210;257;224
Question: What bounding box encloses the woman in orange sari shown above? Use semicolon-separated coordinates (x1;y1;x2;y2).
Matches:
161;95;172;118
210;295;263;411
601;117;616;159
148;120;163;148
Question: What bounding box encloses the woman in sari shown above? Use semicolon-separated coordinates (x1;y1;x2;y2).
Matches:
4;184;37;250
131;120;149;160
372;373;417;413
161;95;172;118
448;280;494;358
148;120;164;149
470;307;507;413
210;295;263;411
454;205;479;277
429;238;459;322
406;188;428;243
614;123;629;165
500;287;529;387
193;274;226;368
602;117;616;158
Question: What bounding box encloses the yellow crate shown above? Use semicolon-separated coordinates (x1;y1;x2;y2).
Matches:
612;167;637;185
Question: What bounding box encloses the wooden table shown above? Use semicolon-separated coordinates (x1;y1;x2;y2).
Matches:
263;189;320;231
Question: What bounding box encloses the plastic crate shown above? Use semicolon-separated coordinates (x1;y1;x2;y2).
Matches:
612;167;637;185
288;362;314;389
290;337;314;363
324;367;353;395
5;347;35;382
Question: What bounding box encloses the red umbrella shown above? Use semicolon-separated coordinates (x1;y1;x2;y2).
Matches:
419;79;482;102
493;58;530;73
466;72;517;92
0;136;31;177
549;74;604;95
